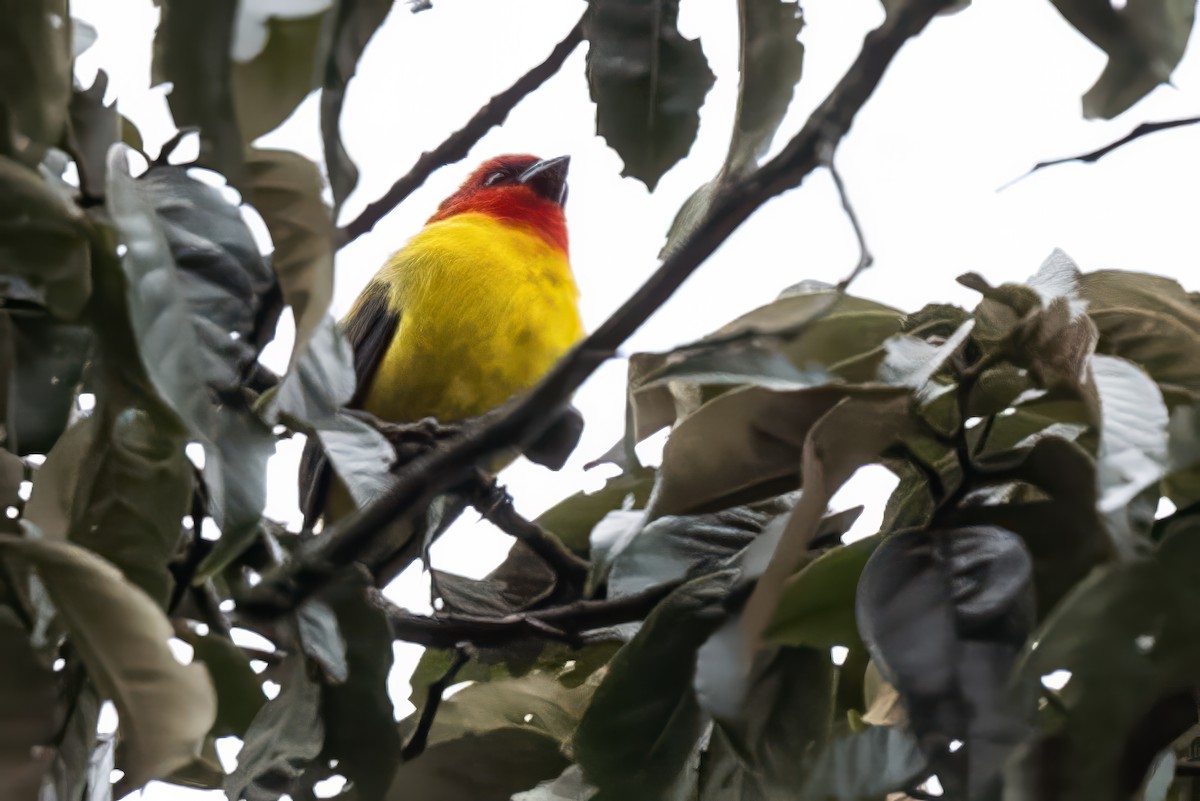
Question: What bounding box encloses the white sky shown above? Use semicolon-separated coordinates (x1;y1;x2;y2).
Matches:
69;0;1200;797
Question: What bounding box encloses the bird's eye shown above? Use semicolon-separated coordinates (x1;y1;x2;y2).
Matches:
483;170;507;186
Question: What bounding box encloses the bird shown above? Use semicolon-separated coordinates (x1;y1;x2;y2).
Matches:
299;154;584;525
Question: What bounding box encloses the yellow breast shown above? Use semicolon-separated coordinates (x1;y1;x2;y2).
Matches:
358;212;584;423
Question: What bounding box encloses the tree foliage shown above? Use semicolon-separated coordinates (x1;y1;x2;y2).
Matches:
1;1;1198;800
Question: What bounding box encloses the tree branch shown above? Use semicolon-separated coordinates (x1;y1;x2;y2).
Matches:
1003;114;1200;188
468;477;590;588
374;579;683;649
237;0;957;618
335;15;586;248
401;648;467;760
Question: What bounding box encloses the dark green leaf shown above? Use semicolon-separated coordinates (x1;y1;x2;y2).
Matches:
318;570;402;801
0;0;71;155
0;535;217;796
244;148;334;363
1048;0;1194;118
296;599;348;684
384;728;569;801
0;607;62;801
575;571;736;801
800;725;926;799
226;655;324;801
321;0;392;211
233;13;327;142
536;468;655;555
0;156;91;320
1012;517;1200;801
766;534;880;650
5;312;91;456
187;634;266;737
67;70;121;201
152;0;244;182
105;150;276;574
584;0;714;190
856;526;1035;797
662;0;803;253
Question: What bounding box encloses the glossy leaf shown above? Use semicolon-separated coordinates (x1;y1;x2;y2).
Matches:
0;535;217;796
584;0;714;190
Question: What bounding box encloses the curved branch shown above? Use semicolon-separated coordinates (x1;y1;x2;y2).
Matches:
237;0;958;618
335;15;586;248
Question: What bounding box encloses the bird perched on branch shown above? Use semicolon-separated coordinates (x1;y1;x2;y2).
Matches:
300;154;584;523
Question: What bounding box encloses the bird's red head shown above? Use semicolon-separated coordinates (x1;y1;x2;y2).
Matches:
428;154;570;254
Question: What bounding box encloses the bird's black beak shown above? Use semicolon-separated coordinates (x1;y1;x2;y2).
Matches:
518;155;570;206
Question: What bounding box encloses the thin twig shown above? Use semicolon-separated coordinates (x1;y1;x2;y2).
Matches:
336;15;586;248
469;477;590;588
1001;114;1200;189
237;0;958;618
822;144;874;290
376;578;682;649
401;648;468;760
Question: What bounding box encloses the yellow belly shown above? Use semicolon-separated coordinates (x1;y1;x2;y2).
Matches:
359;213;584;423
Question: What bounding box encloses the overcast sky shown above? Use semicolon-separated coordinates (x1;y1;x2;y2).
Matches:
70;0;1200;797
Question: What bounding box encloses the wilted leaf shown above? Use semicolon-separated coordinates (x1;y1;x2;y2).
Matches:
321;0;392;211
575;572;736;800
244;148;334;364
233;13;327;142
226;655;324;801
856;526;1035;797
0;0;71;154
153;0;244;182
765;534;880;650
800;724;927;799
0;607;63;801
0;156;91;319
1049;0;1195;118
0;535;217;796
584;0;715;190
662;0;803;253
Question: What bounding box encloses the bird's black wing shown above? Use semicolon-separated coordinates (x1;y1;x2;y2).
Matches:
297;281;401;524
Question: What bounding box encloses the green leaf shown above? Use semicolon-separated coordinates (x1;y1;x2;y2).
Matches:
233;13;327;142
0;156;91;320
536;468;656;555
318;571;402;801
1012;517;1200;801
226;654;324;801
575;571;736;801
244;148;335;365
67;408;194;607
418;671;592;747
0;0;71;156
0;535;217;796
153;0;244;182
321;0;392;212
856;526;1035;797
384;728;569;801
66;70;121;201
800;725;926;799
584;0;715;190
765;534;880;649
296;598;348;683
0;607;62;801
662;0;803;253
186;634;266;737
105;150;277;574
1048;0;1195;118
4;312;91;455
